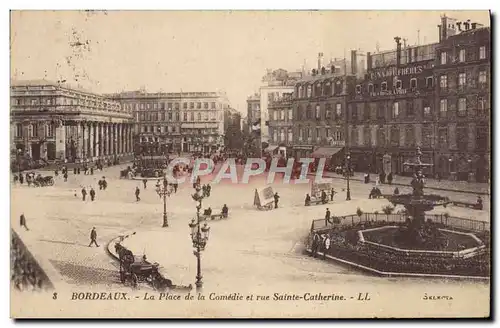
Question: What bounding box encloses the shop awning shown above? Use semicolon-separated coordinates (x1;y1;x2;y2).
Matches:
311;147;344;158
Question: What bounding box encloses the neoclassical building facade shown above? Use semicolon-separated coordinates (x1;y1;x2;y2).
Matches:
10;80;135;162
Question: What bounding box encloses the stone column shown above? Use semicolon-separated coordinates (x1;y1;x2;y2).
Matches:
89;122;95;159
55;121;66;160
106;124;111;156
127;124;133;153
76;123;82;159
118;124;122;154
124;124;127;154
113;123;117;155
82;122;88;159
95;123;100;158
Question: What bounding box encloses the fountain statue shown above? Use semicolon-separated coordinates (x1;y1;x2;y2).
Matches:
386;147;451;249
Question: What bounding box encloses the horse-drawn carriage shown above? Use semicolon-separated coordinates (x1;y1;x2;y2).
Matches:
29;174;54;187
114;243;192;291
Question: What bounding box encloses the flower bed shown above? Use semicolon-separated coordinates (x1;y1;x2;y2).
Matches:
309;221;490;277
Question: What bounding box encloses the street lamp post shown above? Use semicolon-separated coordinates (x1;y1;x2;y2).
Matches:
190;187;210;290
346;152;351;201
17;148;22;174
156;177;172;227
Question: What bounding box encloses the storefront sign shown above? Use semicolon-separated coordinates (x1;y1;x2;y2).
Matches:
370;89;407;97
369;63;431;80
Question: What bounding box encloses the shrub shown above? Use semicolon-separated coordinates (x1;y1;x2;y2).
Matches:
356;207;363;217
382;205;394;215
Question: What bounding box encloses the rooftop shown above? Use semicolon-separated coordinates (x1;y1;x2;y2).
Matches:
11;79;99;96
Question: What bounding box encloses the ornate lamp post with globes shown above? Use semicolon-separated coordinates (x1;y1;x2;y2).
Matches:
189;186;211;290
156;177;172;227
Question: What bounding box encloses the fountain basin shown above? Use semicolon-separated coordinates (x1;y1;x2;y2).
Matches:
386;194;451;209
359;226;485;257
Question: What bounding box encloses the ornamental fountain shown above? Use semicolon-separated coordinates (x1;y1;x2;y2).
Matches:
385;147;451;249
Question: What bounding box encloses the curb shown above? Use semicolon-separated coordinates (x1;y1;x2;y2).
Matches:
106;232;137;262
305;248;490;281
315;174;490;196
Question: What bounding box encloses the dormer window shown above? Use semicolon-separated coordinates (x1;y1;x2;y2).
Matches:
426;76;433;89
410;78;417;89
355;85;361;94
381;82;388;92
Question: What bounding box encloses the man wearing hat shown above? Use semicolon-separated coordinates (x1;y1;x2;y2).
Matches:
89;227;99;247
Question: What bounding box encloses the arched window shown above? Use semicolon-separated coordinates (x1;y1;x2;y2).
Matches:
306;85;312;98
315;82;322;97
324;81;331;96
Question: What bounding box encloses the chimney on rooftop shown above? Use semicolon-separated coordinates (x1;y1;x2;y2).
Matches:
351;50;358;76
394;36;402;67
317;53;324;72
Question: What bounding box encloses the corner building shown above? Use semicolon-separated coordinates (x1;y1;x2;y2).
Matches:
433;21;490;182
11;80;134;162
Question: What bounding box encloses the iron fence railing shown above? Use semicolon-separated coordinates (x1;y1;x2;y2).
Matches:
311;213;489;233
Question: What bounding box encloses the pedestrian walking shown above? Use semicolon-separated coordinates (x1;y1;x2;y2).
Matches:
89;227;99;247
325;208;331;225
273;192;280;209
19;213;29;231
63;172;68;182
74;167;77;175
90;187;96;201
321;190;327;204
330;188;335;201
173;182;178;193
90;167;94;175
135;186;141;202
206;184;211;197
102;177;107;190
143;179;147;189
19;173;24;184
81;187;87;201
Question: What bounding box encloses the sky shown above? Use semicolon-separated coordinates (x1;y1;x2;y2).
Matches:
10;10;490;114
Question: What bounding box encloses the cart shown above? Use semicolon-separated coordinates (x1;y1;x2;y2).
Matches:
115;243;191;291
